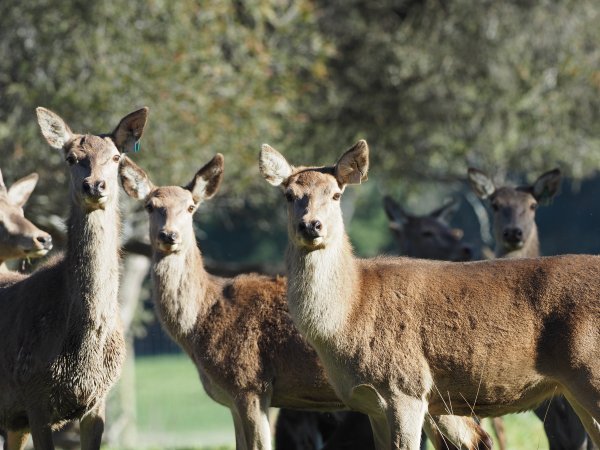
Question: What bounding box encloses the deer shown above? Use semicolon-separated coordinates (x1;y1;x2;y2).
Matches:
0;106;148;450
259;139;600;450
276;198;476;450
0;169;52;274
118;154;492;450
468;168;596;450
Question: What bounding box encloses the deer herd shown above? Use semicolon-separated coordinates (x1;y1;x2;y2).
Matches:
0;108;598;450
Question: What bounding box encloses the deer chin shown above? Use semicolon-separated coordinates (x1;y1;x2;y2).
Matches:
83;195;108;211
157;242;181;255
24;248;50;258
296;235;326;251
503;240;524;251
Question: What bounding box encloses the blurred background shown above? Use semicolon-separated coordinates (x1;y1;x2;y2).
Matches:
1;0;599;449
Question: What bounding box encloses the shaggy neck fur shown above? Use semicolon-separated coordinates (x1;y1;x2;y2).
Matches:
66;195;121;342
286;233;357;343
496;226;540;259
151;239;211;342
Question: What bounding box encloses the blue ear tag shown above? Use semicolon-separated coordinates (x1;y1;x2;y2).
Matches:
134;141;141;152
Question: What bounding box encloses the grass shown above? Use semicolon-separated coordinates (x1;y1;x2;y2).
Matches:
107;353;550;449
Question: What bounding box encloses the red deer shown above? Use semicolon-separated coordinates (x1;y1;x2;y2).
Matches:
0;107;148;450
469;168;595;450
277;198;477;450
0;169;52;273
118;155;490;450
260;140;600;450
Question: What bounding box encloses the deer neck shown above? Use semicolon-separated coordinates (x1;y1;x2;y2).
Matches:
151;239;211;341
66;196;121;336
497;227;540;259
286;233;357;343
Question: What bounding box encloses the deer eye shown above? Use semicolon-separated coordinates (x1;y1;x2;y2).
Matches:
530;203;538;211
112;154;121;163
188;205;195;213
285;192;294;202
491;202;499;212
332;192;342;201
66;154;77;165
145;203;154;213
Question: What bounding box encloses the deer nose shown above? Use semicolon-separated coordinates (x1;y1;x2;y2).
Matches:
460;245;473;261
503;228;523;243
82;180;107;197
36;234;53;249
158;230;179;245
298;220;322;237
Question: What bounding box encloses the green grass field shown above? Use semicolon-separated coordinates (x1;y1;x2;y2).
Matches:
110;353;550;450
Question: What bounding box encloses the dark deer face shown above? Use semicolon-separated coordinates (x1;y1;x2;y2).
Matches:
384;197;472;261
259;141;369;251
119;154;224;255
468;168;561;256
0;169;52;261
36;107;148;212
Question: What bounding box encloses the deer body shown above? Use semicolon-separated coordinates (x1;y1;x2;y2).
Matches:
120;155;490;450
0;107;148;450
260;141;600;449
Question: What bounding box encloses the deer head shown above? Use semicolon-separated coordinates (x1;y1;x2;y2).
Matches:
0;169;52;261
36;107;149;212
119;154;224;255
468;168;561;255
383;196;472;261
259;140;368;251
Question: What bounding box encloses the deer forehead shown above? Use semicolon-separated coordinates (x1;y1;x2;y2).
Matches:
285;169;339;196
66;135;118;159
148;186;194;209
491;187;535;207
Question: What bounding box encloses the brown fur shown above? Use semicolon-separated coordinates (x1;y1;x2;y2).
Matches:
261;141;600;450
120;155;489;450
0;107;148;450
0;169;52;272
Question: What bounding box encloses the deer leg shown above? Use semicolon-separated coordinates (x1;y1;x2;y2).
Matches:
80;402;105;450
6;430;29;450
490;417;507;450
424;415;493;450
27;410;54;450
563;391;600;446
368;414;391;450
387;392;427;450
233;394;272;450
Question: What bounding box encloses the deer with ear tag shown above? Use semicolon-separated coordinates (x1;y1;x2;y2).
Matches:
0;107;148;450
119;154;490;450
261;140;600;450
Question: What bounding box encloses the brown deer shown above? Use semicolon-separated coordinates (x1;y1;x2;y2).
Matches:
469;168;595;450
0;106;148;450
276;198;476;450
0;169;52;273
118;155;491;450
259;140;600;450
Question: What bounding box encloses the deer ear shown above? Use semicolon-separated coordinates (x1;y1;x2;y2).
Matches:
186;154;224;204
259;144;293;187
119;156;154;200
430;199;460;224
531;168;561;205
7;173;39;207
0;168;6;194
467;168;496;199
335;140;369;186
36;107;74;149
111;107;149;153
383;196;409;231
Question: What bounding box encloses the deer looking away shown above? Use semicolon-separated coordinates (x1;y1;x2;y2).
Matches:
275;198;477;450
260;140;600;450
383;196;472;262
0;169;52;273
469;168;596;450
118;155;490;450
0;107;148;450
